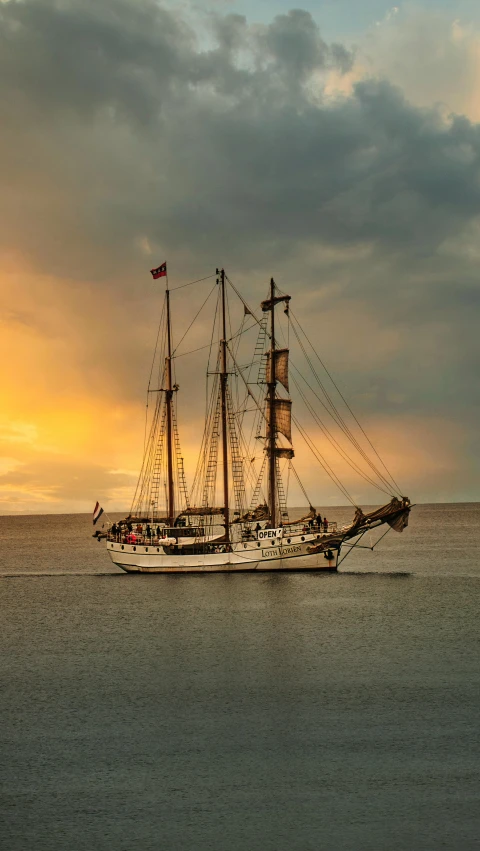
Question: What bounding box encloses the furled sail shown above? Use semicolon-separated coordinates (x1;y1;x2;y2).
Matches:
275;448;294;459
365;496;410;532
266;348;289;392
181;506;225;516
234;503;270;523
363;497;410;532
387;510;410;533
261;294;291;312
344;497;411;540
267;398;292;442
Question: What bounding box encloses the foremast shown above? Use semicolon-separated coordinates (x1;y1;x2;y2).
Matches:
262;279;291;528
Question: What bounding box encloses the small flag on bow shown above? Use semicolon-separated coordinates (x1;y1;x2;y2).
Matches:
93;502;104;525
150;262;167;280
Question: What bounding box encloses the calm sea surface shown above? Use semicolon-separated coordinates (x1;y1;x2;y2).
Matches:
1;504;479;850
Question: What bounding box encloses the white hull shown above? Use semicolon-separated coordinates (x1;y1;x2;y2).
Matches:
107;532;338;573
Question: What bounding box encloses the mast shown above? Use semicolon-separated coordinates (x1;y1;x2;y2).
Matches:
218;267;230;543
268;277;277;528
165;283;175;526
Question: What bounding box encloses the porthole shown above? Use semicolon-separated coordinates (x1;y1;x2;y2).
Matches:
133;546;136;551
301;536;305;542
244;544;247;549
271;540;275;546
287;538;291;544
257;542;261;547
121;545;124;550
157;547;160;552
145;547;148;552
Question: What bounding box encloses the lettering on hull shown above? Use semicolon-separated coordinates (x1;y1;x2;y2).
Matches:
262;544;302;558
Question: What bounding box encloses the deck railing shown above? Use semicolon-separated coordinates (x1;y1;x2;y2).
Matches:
107;520;337;545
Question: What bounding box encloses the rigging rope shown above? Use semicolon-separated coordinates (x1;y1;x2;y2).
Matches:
289;315;401;496
290;463;314;509
144;299;167;451
225;275;266;331
169;273;216;292
172;281;218;356
289;309;402;494
292;414;359;507
291;372;394;498
143;271;403;523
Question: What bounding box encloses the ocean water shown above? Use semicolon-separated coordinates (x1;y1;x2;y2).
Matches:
1;504;479;850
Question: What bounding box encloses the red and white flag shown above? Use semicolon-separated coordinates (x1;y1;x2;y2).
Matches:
150;262;167;280
93;501;104;525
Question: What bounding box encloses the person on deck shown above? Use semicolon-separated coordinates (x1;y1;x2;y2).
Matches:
323;517;328;533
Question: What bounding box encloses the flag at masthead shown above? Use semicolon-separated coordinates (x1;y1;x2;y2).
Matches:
150;262;167;280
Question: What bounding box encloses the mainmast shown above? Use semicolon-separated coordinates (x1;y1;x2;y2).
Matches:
267;277;277;528
218;268;230;543
165;283;175;526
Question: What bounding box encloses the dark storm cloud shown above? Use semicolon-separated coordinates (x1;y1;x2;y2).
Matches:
2;0;480;503
0;0;190;121
1;0;479;280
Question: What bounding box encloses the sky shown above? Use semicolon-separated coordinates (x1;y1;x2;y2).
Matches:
2;0;480;514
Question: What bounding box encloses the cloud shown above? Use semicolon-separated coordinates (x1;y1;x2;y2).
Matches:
0;457;23;476
363;6;480;122
1;0;480;509
1;0;479;278
0;422;38;445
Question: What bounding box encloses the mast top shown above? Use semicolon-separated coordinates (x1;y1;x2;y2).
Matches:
261;292;290;312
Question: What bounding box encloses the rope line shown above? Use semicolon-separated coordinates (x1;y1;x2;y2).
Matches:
172;281;218;356
291;373;394;498
289;317;400;495
289;309;402;494
169;273;216;292
292;415;358;507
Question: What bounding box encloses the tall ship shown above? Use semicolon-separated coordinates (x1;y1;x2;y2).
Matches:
103;266;410;573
